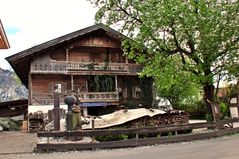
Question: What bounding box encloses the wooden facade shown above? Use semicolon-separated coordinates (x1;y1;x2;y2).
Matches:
0;19;10;49
6;24;153;115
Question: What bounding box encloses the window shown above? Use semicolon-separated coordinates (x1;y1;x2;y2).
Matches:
54;83;62;93
50;82;66;94
132;86;141;98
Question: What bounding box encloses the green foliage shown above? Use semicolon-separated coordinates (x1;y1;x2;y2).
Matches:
95;134;128;142
219;102;229;119
89;75;114;92
216;83;238;119
0;118;21;131
90;0;239;114
147;55;201;107
175;100;207;119
167;132;173;137
205;113;213;122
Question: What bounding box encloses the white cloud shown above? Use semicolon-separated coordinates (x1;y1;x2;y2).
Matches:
0;0;97;69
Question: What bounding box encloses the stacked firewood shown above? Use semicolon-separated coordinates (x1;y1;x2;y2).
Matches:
122;110;190;128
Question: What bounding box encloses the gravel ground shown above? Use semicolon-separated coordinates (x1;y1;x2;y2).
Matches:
0;131;37;154
1;133;239;159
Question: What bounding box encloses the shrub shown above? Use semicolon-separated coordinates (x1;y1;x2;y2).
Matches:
95;134;128;142
219;102;229;119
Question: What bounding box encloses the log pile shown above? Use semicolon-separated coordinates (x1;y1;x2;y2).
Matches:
82;108;190;130
122;110;190;128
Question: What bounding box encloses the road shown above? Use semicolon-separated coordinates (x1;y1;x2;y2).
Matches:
1;134;239;159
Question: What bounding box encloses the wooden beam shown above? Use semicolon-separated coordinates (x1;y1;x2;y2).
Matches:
28;73;32;105
85;79;88;92
115;75;118;92
65;48;69;62
71;75;74;91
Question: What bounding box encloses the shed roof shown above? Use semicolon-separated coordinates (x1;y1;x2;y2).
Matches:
0;98;28;108
0;19;10;49
0;99;28;117
5;23;126;88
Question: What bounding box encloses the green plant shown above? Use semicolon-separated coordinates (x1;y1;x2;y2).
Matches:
219;102;229;119
168;132;173;137
89;75;115;92
95;134;128;142
205;113;213;122
173;100;207;119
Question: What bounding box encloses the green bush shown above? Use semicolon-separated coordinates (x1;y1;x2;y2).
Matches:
219;102;229;119
173;101;207;119
205;113;213;122
95;134;128;142
0;118;21;130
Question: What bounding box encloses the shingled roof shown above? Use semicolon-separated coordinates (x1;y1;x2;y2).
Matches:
5;23;126;88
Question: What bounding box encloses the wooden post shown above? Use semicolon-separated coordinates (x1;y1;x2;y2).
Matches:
71;75;74;91
92;119;95;142
136;126;139;145
115;75;118;92
53;93;60;131
136;133;139;139
86;80;88;92
66;48;69;62
92;119;95;130
116;53;119;62
28;70;32;106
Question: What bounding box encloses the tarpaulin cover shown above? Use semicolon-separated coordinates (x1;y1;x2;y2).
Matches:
82;108;166;129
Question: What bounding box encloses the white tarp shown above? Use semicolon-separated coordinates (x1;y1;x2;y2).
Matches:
82;108;166;129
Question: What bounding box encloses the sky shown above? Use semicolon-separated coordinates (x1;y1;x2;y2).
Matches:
0;0;97;70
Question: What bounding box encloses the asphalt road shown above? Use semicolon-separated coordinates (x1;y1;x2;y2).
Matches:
1;134;239;159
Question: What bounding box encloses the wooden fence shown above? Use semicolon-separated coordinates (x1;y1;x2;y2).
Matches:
37;118;239;152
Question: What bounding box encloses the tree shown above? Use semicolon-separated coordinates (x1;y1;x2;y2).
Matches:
90;0;239;115
149;55;201;107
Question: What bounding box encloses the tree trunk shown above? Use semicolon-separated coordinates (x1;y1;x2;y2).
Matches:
203;84;214;116
202;67;215;119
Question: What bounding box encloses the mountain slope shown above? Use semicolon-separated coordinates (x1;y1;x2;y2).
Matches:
0;67;28;102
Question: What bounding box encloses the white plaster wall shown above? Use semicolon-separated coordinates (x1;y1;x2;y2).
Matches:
28;105;68;114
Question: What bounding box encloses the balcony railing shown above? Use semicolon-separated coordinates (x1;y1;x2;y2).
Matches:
32;92;119;105
79;92;119;103
31;61;143;75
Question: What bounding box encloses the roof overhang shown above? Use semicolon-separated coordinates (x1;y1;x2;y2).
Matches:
0;20;10;49
0;99;28;117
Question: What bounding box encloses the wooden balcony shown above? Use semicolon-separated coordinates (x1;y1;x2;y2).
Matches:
31;61;143;75
79;92;119;103
32;92;119;105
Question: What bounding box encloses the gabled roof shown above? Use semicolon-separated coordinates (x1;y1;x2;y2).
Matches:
5;23;126;87
0;19;10;49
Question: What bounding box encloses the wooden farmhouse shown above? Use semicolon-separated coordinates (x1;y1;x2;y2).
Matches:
6;24;153;116
0;19;10;49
